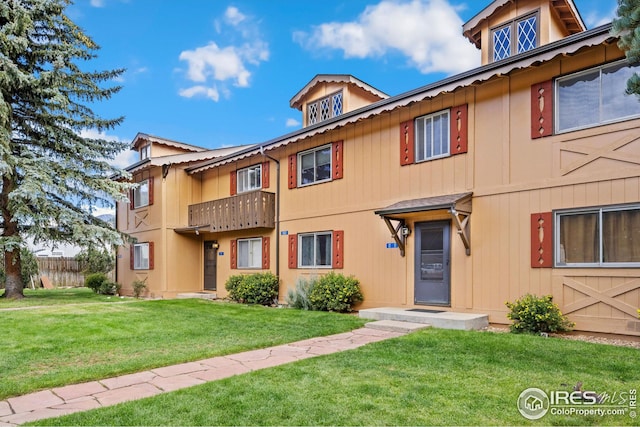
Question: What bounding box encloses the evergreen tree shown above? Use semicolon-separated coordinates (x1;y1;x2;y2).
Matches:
612;0;640;95
0;0;131;299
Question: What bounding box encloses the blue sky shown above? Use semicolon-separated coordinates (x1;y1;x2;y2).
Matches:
67;0;618;168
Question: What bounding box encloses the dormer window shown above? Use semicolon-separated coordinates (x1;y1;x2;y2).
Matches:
140;144;151;161
492;13;538;62
307;91;343;125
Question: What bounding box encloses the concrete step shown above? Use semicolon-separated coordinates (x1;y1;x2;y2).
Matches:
359;307;488;331
176;292;217;300
365;319;431;333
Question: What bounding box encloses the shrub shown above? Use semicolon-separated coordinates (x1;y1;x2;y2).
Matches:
286;276;316;310
85;273;120;295
308;272;363;313
85;273;108;294
132;279;148;299
506;294;574;334
225;272;279;306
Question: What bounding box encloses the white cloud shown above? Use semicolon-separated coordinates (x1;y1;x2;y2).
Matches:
179;6;269;101
90;0;105;7
584;7;616;28
293;0;479;75
225;6;246;26
79;128;137;169
286;118;300;127
179;85;220;101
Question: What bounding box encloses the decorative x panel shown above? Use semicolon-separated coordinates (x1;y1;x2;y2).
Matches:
561;277;640;318
560;133;640;176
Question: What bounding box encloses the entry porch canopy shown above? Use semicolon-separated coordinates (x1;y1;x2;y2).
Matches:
374;192;472;257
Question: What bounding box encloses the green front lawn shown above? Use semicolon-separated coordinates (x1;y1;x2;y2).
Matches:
31;328;638;426
0;297;366;400
0;287;123;307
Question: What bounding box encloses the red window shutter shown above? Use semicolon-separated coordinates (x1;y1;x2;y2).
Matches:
129;188;134;210
288;234;297;269
262;162;270;189
399;119;414;166
230;171;237;196
450;104;468;155
332;140;343;180
130;245;134;269
288;154;297;189
531;80;553;139
230;239;237;269
148;177;154;206
148;242;154;270
332;230;344;269
262;236;270;269
531;212;553;268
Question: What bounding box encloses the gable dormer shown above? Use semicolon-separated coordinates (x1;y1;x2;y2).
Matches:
462;0;586;66
290;74;388;128
130;133;206;162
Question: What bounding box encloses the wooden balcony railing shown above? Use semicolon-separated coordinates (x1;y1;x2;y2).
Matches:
188;191;275;232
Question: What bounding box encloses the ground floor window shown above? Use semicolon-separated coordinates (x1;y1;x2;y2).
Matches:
555;204;640;267
133;243;150;270
237;238;262;269
299;232;332;268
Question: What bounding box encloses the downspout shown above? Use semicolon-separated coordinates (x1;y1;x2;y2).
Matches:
260;147;280;278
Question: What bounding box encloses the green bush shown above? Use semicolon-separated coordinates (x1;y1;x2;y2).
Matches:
225;272;279;306
286;276;316;310
506;294;574;334
132;279;148;299
308;272;363;313
85;273;120;296
75;246;114;274
85;273;108;294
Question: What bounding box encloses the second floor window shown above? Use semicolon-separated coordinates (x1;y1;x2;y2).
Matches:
298;145;332;186
492;13;537;62
133;179;150;208
237;164;262;193
415;110;450;161
555;60;640;133
307;91;343;125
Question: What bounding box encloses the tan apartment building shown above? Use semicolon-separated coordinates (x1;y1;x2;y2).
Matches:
116;0;640;336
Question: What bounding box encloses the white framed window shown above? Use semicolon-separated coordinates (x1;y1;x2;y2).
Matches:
133;179;150;208
238;238;262;269
237;164;262;193
415;110;450;161
555;60;640;133
298;144;332;186
307;91;343;125
492;13;538;62
555;204;640;267
299;232;332;268
133;243;150;270
140;144;151;160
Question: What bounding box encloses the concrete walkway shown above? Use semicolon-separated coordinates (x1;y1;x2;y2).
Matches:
0;326;406;426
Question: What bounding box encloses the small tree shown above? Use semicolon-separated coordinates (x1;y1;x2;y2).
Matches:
75;246;115;275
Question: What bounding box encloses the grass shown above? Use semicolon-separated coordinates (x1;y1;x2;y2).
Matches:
0;295;366;400
0;287;124;307
29;328;639;426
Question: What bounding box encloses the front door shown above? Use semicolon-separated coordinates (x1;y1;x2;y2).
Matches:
414;221;450;306
204;241;217;291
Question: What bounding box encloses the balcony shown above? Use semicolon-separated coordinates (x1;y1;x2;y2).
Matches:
188;191;275;232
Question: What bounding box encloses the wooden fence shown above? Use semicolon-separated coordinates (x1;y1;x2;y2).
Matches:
36;257;114;288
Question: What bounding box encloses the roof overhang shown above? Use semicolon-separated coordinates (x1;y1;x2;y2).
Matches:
375;192;473;256
174;225;211;235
